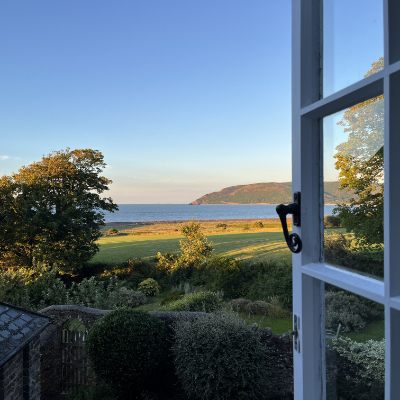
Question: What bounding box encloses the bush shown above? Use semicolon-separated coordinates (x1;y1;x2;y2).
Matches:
162;291;221;312
324;232;383;277
216;222;227;228
252;221;264;228
160;290;185;305
108;228;119;235
330;337;385;399
172;312;270;400
107;287;147;308
266;296;291;319
324;214;341;228
228;298;270;316
246;261;292;310
325;291;374;333
138;278;160;297
0;262;59;309
86;309;167;398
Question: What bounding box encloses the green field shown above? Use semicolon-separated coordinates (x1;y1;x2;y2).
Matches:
92;230;292;264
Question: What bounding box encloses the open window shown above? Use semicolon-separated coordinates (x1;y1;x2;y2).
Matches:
292;1;400;398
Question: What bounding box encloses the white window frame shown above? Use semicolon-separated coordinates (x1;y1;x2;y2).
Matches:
292;1;400;399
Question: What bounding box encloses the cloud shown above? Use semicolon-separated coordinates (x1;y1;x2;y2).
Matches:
0;156;21;161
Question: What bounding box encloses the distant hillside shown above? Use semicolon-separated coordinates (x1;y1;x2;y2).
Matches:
190;182;353;205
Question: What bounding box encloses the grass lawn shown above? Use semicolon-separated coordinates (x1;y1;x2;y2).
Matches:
345;320;384;342
92;230;291;264
133;294;292;335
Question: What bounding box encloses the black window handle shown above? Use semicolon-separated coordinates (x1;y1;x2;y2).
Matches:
276;192;302;253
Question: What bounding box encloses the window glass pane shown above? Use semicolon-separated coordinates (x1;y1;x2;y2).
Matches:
325;285;385;399
323;95;384;279
323;0;384;97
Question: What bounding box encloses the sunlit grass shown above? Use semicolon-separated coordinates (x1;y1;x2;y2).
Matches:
92;230;291;264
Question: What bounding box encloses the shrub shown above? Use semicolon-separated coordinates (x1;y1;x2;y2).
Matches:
332;337;385;384
86;309;167;397
246;261;292;310
325;291;373;333
160;290;185;305
228;298;252;313
0;262;59;310
324;232;383;277
162;291;222;312
138;278;160;297
324;214;341;228
247;300;270;315
266;296;291;319
252;221;264;228
172;312;270;400
108;228;119;235
329;337;385;399
216;222;227;228
107;287;147;308
228;298;270;316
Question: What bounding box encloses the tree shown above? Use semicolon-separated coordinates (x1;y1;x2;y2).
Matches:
0;149;118;271
157;219;214;273
333;57;384;249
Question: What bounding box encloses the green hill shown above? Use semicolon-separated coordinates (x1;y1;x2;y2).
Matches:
189;182;352;205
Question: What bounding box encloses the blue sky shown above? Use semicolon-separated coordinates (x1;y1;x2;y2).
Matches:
0;1;383;204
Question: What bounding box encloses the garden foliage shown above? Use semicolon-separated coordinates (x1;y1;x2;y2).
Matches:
172;312;271;400
0;263;147;311
138;278;160;297
329;337;385;399
86;309;167;398
160;290;185;305
162;291;221;313
325;290;376;333
324;214;341;228
156;219;214;274
324;232;383;277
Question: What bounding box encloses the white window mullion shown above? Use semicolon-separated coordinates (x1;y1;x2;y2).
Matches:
293;0;323;398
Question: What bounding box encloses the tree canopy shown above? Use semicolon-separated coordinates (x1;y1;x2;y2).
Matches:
334;57;384;248
0;149;118;271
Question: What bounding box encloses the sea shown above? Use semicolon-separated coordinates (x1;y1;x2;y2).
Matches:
102;204;338;223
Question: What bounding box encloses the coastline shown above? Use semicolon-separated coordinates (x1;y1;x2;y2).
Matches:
103;217;289;226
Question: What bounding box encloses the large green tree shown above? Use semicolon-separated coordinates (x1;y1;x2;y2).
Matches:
0;149;118;271
334;57;384;249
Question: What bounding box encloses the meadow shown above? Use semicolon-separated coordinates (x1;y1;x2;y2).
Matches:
93;219;293;264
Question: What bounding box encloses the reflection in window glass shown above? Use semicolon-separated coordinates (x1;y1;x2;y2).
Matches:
323;95;384;278
323;0;384;97
325;285;384;399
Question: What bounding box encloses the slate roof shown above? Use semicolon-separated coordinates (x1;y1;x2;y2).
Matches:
0;302;53;367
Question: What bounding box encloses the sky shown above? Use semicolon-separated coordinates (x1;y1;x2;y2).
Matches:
0;1;383;204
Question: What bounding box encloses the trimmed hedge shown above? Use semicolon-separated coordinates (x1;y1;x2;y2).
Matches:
86;309;167;397
172;312;271;400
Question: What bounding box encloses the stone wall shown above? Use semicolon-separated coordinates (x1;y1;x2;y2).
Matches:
0;336;41;400
23;336;41;400
38;306;294;400
39;305;110;400
0;351;23;400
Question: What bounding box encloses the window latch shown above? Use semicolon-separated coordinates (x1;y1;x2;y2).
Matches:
292;314;300;353
276;192;302;253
